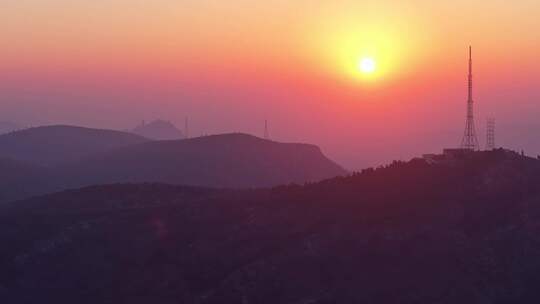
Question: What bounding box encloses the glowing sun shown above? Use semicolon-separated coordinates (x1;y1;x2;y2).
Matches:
359;57;376;74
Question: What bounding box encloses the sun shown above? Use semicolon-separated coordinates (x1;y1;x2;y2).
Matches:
359;57;376;74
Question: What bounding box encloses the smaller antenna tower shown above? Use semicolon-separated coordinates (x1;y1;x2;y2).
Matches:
486;118;496;150
185;117;189;139
264;120;270;140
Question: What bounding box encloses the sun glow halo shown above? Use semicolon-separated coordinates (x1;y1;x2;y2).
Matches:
359;57;376;74
313;15;423;84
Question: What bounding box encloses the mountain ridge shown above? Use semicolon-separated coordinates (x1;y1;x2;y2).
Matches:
0;131;346;202
0;125;150;166
55;132;346;188
2;149;540;303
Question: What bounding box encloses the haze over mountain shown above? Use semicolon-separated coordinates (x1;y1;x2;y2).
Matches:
2;149;540;303
0;125;150;167
131;120;185;140
0;121;22;135
0;131;346;202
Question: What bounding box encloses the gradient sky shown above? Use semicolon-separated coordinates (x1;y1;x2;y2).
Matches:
1;0;539;169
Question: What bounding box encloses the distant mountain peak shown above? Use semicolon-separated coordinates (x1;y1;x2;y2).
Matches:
132;119;184;140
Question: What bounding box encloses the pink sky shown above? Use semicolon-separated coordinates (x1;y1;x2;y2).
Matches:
1;1;539;169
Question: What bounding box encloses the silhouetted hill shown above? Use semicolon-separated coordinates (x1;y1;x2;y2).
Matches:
0;133;346;202
2;149;540;303
131;119;185;140
57;133;346;188
0;158;44;181
0;158;47;202
0;125;149;166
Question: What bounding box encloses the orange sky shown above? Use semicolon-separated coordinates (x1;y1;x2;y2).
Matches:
1;0;539;168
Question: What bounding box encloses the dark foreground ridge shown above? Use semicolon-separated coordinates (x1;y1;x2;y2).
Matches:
2;149;540;303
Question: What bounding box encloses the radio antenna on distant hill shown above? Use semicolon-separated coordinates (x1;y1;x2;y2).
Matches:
264;120;270;140
185;117;189;139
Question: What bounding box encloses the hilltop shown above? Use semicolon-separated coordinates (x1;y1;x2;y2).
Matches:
2;149;540;303
0;125;149;166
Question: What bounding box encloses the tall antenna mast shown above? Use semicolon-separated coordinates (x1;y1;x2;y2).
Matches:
264;119;270;140
185;117;189;139
460;46;480;150
486;118;496;150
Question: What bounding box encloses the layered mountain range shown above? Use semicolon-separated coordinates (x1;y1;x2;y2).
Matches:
0;125;346;202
